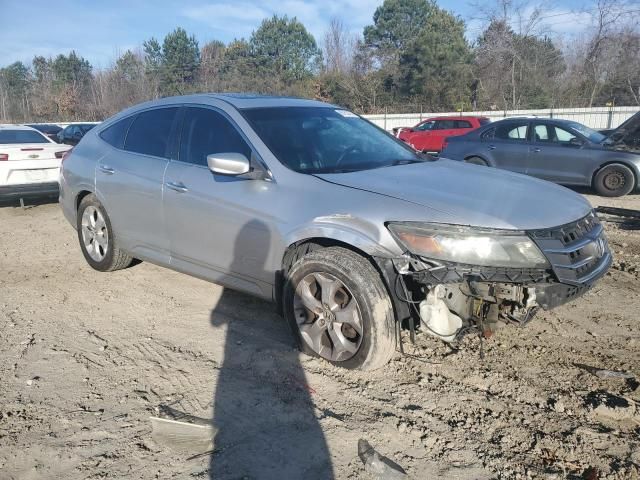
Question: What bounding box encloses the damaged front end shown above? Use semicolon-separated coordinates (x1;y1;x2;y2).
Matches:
378;211;612;343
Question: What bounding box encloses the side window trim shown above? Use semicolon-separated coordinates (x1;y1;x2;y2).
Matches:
167;107;186;161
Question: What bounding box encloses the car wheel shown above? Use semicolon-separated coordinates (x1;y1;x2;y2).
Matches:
593;164;635;197
77;194;133;272
283;246;396;371
465;156;488;166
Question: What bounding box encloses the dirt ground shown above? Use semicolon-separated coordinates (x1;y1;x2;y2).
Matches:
0;190;639;480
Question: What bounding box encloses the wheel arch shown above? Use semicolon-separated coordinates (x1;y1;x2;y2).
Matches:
463;153;491;165
276;236;407;326
75;189;94;212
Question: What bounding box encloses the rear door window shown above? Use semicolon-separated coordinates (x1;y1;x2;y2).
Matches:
178;107;251;166
100;117;134;149
0;130;49;144
495;122;529;141
434;120;456;130
455;120;472;129
533;123;578;144
124;107;179;158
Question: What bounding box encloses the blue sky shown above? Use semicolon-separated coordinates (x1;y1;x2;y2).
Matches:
0;0;599;68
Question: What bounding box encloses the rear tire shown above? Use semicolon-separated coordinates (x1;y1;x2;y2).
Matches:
77;194;133;272
593;164;635;197
465;156;488;166
283;247;396;371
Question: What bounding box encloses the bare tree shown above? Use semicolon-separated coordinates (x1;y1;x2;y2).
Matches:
323;18;356;74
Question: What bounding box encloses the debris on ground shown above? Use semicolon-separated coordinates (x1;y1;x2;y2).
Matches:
358;439;408;479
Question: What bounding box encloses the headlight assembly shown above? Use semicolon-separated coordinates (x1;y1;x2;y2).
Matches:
387;222;549;268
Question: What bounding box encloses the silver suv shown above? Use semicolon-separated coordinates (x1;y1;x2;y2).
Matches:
60;94;612;370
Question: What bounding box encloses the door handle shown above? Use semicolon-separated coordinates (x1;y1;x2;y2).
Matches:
532;147;541;153
165;181;188;193
488;145;496;150
98;164;115;174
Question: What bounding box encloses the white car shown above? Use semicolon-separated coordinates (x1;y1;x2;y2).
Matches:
0;125;71;199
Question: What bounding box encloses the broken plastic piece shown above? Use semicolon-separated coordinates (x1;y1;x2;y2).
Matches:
358;439;407;479
150;416;215;452
594;369;635;380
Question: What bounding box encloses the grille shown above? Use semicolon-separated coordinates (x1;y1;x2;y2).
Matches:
529;211;612;286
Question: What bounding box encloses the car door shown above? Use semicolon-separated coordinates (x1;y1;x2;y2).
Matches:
95;107;179;263
403;120;434;150
482;121;531;175
420;119;453;152
527;122;590;185
163;106;273;298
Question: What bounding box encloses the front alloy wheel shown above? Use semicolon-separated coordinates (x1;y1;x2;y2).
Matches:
293;272;363;362
284;246;396;370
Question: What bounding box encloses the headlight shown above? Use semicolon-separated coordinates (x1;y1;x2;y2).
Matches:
387;222;549;268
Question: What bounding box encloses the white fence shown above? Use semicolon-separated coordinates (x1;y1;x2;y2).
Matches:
363;106;640;131
16;106;640;132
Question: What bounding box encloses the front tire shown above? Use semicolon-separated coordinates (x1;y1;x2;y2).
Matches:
77;194;133;272
593;164;635;197
283;247;396;371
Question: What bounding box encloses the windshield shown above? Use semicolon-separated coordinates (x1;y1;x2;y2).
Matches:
242;107;421;173
564;121;606;143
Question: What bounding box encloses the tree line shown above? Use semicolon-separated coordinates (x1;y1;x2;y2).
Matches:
1;0;639;123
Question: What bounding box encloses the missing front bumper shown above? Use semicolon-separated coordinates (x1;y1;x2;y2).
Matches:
389;249;611;343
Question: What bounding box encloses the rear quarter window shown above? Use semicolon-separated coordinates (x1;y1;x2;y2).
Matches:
100;117;134;149
481;127;495;140
0;130;49;144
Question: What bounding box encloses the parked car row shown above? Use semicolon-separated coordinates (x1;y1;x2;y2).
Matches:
0;125;72;199
57;94;614;371
393;115;490;153
439;114;640;197
0;123;98;200
392;112;639;197
25;123;97;145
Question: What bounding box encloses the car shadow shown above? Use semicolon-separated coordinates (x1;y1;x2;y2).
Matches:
207;220;334;479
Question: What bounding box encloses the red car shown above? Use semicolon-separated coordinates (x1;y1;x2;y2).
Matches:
396;116;490;153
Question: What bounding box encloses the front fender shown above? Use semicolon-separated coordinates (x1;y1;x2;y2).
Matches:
283;214;402;258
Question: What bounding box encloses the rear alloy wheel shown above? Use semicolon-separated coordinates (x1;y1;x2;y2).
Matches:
593;164;635;197
77;194;133;272
284;247;396;370
465;156;488;166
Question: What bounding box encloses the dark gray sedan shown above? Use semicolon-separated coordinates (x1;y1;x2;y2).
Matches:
440;116;640;197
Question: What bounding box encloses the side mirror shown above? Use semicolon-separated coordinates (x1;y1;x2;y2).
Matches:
207;152;251;176
569;137;584;147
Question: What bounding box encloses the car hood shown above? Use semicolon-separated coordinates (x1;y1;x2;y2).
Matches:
603;112;640;154
315;159;592;230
